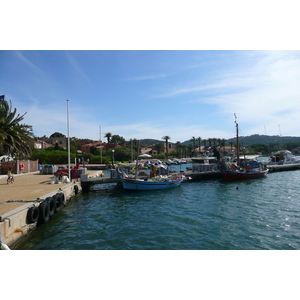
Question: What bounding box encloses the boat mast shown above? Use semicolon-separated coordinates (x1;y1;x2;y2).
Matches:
135;140;140;180
234;113;240;165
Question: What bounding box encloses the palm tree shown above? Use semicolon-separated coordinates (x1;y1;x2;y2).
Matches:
190;136;196;156
0;99;34;158
104;132;112;149
197;136;201;155
175;141;182;157
221;139;226;152
202;139;207;152
208;138;212;147
162;135;171;156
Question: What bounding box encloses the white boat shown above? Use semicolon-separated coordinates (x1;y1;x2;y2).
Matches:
269;150;300;165
191;156;218;164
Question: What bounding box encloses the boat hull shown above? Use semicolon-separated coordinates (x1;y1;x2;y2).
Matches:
121;178;182;190
221;169;268;180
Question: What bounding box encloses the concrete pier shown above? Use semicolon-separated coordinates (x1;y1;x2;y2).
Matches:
266;163;300;172
0;172;81;249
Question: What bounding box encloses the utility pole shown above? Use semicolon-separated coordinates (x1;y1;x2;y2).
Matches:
99;126;102;164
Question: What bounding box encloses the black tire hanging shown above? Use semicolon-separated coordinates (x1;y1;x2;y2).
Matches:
46;196;56;217
27;206;40;224
38;201;50;224
54;193;63;213
59;192;65;204
74;184;79;195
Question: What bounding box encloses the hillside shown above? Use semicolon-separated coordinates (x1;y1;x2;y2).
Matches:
140;135;300;147
226;134;300;146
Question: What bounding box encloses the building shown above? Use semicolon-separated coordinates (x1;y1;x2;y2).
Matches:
33;139;52;149
38;135;67;148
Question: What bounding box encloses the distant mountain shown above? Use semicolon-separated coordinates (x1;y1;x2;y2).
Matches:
140;139;162;145
226;134;300;146
140;135;300;147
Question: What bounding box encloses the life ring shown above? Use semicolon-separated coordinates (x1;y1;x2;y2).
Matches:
27;206;40;224
46;196;56;217
117;165;125;175
38;201;50;224
54;193;63;213
20;162;24;170
74;184;79;195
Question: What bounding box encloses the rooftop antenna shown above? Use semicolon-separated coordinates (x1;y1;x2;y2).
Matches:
264;125;267;135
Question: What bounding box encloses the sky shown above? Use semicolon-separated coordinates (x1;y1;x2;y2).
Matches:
1;50;300;143
1;1;300;145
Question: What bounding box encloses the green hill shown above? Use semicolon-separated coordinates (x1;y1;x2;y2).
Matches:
226;134;300;146
140;135;300;147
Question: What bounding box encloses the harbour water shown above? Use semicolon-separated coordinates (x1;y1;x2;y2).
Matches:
15;164;300;250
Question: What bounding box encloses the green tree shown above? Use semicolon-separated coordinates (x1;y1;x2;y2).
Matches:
50;132;66;138
0;99;34;158
111;134;125;146
153;143;164;154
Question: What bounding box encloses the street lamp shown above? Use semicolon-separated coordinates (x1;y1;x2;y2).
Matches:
112;149;115;167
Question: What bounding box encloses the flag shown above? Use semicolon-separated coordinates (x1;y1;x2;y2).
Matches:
0;95;5;101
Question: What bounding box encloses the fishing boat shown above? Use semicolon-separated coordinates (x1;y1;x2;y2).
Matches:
119;144;185;190
219;114;268;180
120;174;184;190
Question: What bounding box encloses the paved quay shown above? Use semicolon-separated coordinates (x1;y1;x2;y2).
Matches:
0;169;103;248
0;172;68;216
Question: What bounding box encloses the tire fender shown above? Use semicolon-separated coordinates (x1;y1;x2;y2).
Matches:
38;201;50;224
74;184;79;195
54;193;63;213
46;196;56;217
27;206;40;224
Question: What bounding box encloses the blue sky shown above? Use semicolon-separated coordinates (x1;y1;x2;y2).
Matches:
1;50;300;143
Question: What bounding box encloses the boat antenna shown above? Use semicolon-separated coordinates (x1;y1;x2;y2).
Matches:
135;140;140;180
234;113;240;165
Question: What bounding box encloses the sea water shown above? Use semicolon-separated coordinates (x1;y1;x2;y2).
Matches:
15;165;300;250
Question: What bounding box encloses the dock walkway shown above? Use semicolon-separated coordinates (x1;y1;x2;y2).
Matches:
0;170;103;248
0;172;68;216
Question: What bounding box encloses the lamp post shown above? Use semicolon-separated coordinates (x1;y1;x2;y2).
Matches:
112;149;115;167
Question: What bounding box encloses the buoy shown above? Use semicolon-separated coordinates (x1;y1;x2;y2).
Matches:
236;186;239;190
